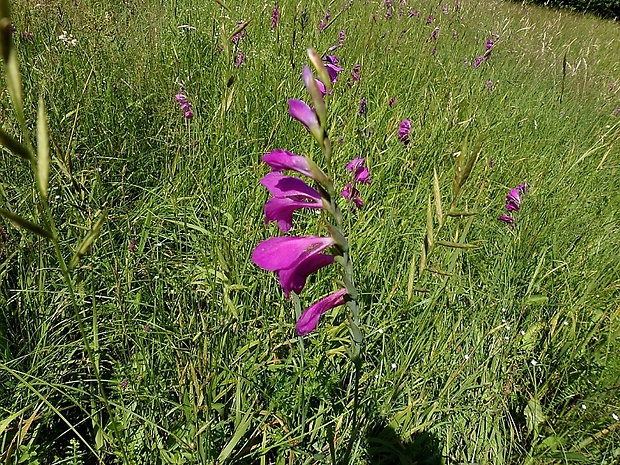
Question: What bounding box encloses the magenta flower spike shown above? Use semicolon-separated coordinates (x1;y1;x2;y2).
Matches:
296;288;347;335
346;157;371;184
279;253;335;298
261;172;324;232
398;119;412;144
288;99;322;142
302;66;327;129
271;6;279;30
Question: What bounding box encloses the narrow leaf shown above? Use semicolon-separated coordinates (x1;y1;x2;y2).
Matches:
425;195;433;249
37;96;50;200
69;210;107;269
432;167;443;227
418;241;427;277
435;240;476;249
406;253;417;302
0;208;53;239
0;126;31;161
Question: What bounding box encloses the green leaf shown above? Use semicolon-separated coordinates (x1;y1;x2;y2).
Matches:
0;208;53;239
525;294;549;306
524;397;545;435
0;126;32;161
432;167;443;227
69;210;107;269
37;96;50;200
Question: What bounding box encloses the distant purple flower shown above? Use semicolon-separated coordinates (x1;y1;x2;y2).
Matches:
351;63;361;82
432;47;437;55
455;0;461;9
486;80;493;91
232;22;246;43
614;108;620;116
506;187;521;208
128;238;137;252
389;97;396;107
431;27;439;40
339;29;345;45
358;98;367;115
235;50;245;67
346;157;371;184
271;6;279;30
427;15;434;23
385;9;393;19
442;4;448;14
22;30;33;41
486;39;494;50
260;172;324;232
452;29;458;39
472;56;484;68
385;0;392;6
398;119;412;144
318;19;326;32
296;288;347;335
323;55;344;83
517;182;528;195
609;81;617;91
175;88;194;119
253;236;336;299
341;182;363;208
499;215;515;227
409;9;420;17
488;158;495;168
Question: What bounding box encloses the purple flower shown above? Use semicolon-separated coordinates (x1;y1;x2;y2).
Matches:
499;215;515;227
427;15;434;23
351;64;361;82
338;29;345;46
175;89;194;119
22;30;33;41
263;149;315;179
398;119;412;144
345;157;371;184
235;50;245;67
323;55;344;83
409;9;420;17
318;20;326;32
184;110;194;119
614;108;620;116
232;22;246;44
385;9;393;19
472;55;484;68
486;80;493;91
342;182;363;208
431;27;439;40
260;172;324;232
453;29;458;39
486;39;494;50
252;236;336;298
389;97;396;107
517;182;528;195
358;98;367;116
288;99;321;140
175;93;188;103
296;288;347;335
506;187;521;207
271;6;279;30
442;4;448;14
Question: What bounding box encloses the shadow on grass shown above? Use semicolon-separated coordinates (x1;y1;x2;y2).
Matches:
366;420;443;465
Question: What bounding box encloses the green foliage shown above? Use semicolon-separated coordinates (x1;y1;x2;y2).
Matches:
0;0;619;463
518;0;620;19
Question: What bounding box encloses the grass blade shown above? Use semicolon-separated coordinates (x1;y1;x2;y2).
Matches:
36;95;50;200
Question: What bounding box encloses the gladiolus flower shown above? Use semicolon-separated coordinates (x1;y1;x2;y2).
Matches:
252;236;336;298
260;172;324;232
323;55;344;83
346;157;371;184
296;288;347;335
263;149;314;179
398;119;412;144
499;215;515;227
271;6;279;30
342;182;363;208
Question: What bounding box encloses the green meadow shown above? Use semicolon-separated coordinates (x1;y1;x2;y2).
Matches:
1;0;619;463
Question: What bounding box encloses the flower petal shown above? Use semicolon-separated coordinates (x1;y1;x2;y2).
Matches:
260;172;321;199
279;253;334;298
252;236;335;271
296;289;347;335
262;150;314;178
264;196;323;232
288;99;322;141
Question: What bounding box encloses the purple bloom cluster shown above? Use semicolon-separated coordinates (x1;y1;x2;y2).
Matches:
358;98;367;116
235;50;245;67
499;182;528;227
175;87;193;119
323;55;344;83
473;36;497;67
342;157;371;208
398;119;412;144
351;63;361;82
271;6;279;30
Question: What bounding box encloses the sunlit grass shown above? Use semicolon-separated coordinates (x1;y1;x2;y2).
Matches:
1;0;619;463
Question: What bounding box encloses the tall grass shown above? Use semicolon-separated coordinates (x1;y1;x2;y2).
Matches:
1;0;619;463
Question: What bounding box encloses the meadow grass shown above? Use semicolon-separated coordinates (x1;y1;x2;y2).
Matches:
1;0;619;463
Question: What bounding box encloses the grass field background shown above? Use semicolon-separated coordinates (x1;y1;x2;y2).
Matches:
1;0;619;463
